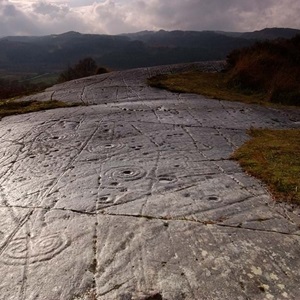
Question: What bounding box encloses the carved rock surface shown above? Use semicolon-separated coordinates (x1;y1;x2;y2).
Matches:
0;62;300;300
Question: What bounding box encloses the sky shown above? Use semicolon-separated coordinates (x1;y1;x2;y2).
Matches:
0;0;300;36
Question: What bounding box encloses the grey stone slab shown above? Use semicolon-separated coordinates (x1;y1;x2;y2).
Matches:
0;207;31;251
0;208;95;300
95;215;300;300
0;62;299;299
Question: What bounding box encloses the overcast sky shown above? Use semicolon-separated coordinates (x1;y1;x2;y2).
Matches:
1;0;300;36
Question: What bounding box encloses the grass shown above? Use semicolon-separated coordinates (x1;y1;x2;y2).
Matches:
232;128;300;204
0;99;80;119
148;71;266;105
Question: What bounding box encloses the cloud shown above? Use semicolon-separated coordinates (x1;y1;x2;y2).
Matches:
0;0;91;36
0;0;38;35
80;0;142;34
32;1;70;18
1;0;300;36
130;0;300;32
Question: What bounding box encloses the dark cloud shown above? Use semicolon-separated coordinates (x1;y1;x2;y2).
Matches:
0;0;300;36
0;1;38;35
137;0;300;31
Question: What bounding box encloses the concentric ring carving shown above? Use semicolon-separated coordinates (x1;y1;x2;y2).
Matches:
2;233;70;265
104;166;146;182
87;142;126;154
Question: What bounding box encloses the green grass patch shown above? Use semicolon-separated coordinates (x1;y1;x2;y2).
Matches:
0;99;80;119
232;129;300;204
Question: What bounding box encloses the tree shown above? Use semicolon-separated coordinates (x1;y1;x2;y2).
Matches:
74;57;98;78
57;57;108;83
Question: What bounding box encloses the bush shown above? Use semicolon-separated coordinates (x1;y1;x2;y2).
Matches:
226;35;300;106
96;67;109;75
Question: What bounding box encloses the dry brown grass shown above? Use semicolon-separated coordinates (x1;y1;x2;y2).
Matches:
148;71;265;105
0;99;80;119
232;129;300;204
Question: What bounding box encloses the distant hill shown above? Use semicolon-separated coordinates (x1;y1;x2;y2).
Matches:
0;27;299;73
240;27;300;40
215;28;300;40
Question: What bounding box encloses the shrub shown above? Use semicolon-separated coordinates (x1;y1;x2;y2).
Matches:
226;35;300;106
